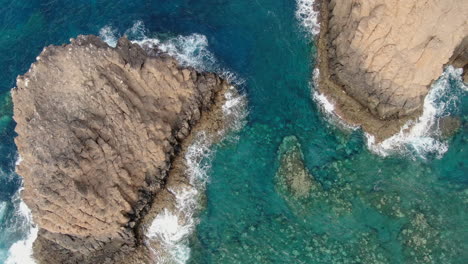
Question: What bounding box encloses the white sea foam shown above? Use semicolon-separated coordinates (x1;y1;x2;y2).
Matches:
296;0;320;36
15;155;23;166
0;201;6;220
312;69;334;114
100;21;246;87
314;92;334;114
5;188;38;264
99;25;118;48
147;208;193;264
147;132;214;264
158;34;217;71
222;86;248;135
124;20;147;40
311;68;358;131
312;66;466;159
367;66;467;159
146;87;247;264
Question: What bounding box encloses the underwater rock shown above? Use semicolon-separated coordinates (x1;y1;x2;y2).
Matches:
275;136;316;199
12;35;230;263
316;0;468;141
437;116;461;139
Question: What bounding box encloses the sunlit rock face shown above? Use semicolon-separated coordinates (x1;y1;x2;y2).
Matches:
326;0;467;119
12;35;228;263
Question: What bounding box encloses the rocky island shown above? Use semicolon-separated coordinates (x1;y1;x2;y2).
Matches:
12;35;230;263
316;0;468;141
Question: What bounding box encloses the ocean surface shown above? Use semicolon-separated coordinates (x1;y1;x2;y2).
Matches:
0;0;467;263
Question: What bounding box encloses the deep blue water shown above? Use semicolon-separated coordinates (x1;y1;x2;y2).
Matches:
0;0;467;263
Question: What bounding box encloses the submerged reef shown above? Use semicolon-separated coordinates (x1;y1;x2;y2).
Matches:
12;35;230;263
316;0;468;141
275;136;315;199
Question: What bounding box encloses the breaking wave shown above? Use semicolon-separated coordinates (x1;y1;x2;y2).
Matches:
4;157;38;264
1;156;37;264
296;0;320;36
99;21;245;86
100;21;248;263
313;66;466;160
146;86;247;263
311;68;358;131
5;195;38;264
98;25;118;48
312;69;335;115
367;66;467;159
146;85;247;263
147;132;213;264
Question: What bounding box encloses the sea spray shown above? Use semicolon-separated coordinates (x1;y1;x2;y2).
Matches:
311;68;358;131
312;69;335;115
4;156;37;264
98;25;118;48
100;21;245;87
222;86;248;133
146;87;247;263
158;35;217;71
146;85;247;263
147;132;213;264
311;65;466;159
366;66;467;159
296;0;320;36
5;191;38;264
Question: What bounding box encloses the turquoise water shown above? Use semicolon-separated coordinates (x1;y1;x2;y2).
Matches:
0;0;467;263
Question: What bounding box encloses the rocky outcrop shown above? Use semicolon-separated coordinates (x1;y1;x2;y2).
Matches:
317;0;468;141
12;35;230;263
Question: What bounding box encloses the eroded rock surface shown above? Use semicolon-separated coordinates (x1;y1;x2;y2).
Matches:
12;35;229;263
317;0;468;140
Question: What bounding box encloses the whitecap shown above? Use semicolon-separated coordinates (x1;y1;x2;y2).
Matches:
99;25;118;48
124;20;147;40
0;201;6;220
312;69;334;115
158;34;217;71
312;66;466;159
221;86;248;135
296;0;320;36
367;66;467;159
147;208;193;264
98;21;246;87
311;68;358;131
15;155;23;166
146;85;247;264
5;189;38;264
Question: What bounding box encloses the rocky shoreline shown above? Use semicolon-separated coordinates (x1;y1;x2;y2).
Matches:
315;0;467;142
12;35;234;263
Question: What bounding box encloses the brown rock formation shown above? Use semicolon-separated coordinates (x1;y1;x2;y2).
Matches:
12;35;230;263
316;0;468;141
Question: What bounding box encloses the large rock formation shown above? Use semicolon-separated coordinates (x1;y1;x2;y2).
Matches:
12;35;229;263
317;0;468;140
